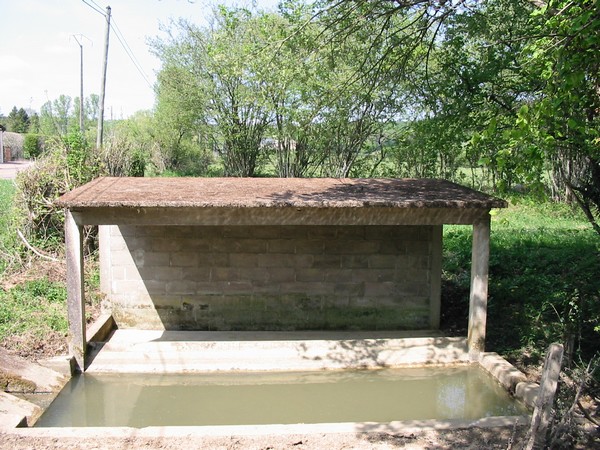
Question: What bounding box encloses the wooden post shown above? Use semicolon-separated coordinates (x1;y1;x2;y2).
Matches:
525;343;564;450
468;214;490;356
65;210;86;372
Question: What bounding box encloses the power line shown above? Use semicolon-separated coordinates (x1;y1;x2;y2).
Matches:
80;0;105;16
110;17;154;89
88;0;105;11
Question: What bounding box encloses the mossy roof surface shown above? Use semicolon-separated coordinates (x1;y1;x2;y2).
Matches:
56;177;507;210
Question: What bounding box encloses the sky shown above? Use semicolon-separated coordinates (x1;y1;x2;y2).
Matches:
0;0;280;119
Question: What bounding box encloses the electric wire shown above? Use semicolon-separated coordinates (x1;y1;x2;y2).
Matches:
87;0;105;12
110;17;154;89
80;0;105;16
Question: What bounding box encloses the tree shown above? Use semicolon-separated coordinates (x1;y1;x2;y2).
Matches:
153;8;273;177
6;106;30;133
153;3;399;178
516;0;600;234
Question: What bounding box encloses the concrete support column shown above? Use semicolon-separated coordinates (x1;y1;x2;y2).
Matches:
66;210;86;372
429;225;443;329
467;214;490;356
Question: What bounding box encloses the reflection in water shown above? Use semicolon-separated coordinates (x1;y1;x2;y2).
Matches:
36;365;527;427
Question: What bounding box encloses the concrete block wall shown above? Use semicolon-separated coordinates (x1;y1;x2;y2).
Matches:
99;224;441;331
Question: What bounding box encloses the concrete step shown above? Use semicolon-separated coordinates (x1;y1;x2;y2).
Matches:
86;330;468;373
0;392;42;428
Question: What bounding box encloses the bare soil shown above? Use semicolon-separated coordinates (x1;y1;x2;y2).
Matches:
0;426;529;450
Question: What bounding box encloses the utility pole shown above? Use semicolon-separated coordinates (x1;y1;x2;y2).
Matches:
96;5;111;149
73;35;85;134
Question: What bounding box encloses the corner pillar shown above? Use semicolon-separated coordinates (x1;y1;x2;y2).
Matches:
66;209;86;372
468;214;490;357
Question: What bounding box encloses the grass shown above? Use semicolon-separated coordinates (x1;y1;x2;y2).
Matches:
442;194;600;365
0;180;69;353
0;180;17;274
0;279;67;341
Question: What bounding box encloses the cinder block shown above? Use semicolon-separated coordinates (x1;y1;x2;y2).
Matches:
293;254;313;268
313;254;342;269
114;225;136;237
140;252;170;267
229;253;259;268
112;280;147;295
363;281;397;298
279;226;308;239
351;268;396;282
138;266;183;282
170;252;198;267
166;280;197;295
211;267;239;282
223;226;280;239
307;227;337;239
258;253;295;268
324;269;354;283
181;267;212;282
267;239;296;253
198;254;228;267
111;266;127;281
280;282;333;295
110;250;136;267
334;282;365;296
340;255;368;268
368;254;398;269
151;238;183;252
378;240;407;255
219;281;255;294
109;238;128;251
178;238;211;252
325;240;379;255
212;238;267;253
265;268;295;283
294;240;325;254
295;269;324;282
237;268;268;283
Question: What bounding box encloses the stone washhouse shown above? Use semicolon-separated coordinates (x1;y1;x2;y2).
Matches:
56;177;507;372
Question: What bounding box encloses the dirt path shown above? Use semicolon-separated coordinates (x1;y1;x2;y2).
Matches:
0;160;33;180
0;426;528;450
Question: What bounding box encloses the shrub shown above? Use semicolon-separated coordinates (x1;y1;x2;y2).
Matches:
14;132;104;253
23;134;44;159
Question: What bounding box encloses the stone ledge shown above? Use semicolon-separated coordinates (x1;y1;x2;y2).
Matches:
0;392;42;427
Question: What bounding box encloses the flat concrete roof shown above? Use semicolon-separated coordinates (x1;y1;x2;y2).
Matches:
56;177;507;210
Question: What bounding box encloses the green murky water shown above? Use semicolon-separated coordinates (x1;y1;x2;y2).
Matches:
36;366;527;427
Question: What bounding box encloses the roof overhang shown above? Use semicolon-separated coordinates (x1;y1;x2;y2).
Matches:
57;177;507;226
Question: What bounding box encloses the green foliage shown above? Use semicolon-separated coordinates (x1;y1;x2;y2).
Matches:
0;180;18;274
14;132;103;251
0;279;68;341
443;198;600;364
6;106;30;133
513;0;600;233
152;4;395;178
23;133;43;159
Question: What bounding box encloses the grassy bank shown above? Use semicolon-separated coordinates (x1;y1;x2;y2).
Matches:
0;180;17;274
442;196;600;365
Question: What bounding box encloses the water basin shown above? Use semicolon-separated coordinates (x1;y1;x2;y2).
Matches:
35;365;527;428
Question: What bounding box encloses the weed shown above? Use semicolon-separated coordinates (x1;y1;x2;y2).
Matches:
442;198;600;365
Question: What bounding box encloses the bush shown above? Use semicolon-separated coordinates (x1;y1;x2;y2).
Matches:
23;134;44;159
14;132;104;253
